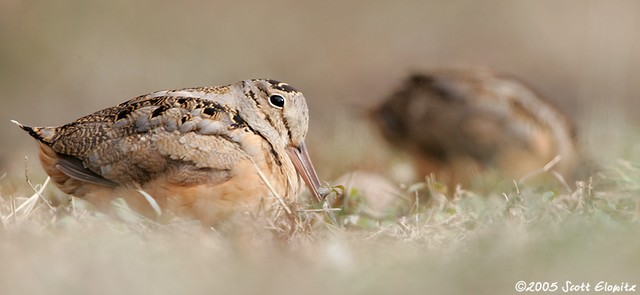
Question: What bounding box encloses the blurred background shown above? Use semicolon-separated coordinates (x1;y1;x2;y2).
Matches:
1;0;639;183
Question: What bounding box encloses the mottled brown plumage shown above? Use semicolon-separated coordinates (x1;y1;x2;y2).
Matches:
14;79;325;226
373;69;585;187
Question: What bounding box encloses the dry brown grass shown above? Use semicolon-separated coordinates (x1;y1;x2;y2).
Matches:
1;154;639;295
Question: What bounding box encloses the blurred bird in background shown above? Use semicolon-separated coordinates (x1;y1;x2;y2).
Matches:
372;68;590;190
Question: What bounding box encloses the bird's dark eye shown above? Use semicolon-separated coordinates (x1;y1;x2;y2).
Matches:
268;94;285;108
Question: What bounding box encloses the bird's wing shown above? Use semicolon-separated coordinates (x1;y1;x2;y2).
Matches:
23;95;248;186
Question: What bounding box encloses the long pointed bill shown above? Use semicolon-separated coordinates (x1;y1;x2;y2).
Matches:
286;142;322;203
286;142;338;225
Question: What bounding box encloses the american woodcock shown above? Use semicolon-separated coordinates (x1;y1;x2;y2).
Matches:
373;69;584;187
14;79;325;226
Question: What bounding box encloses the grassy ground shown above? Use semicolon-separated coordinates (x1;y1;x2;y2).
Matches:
1;153;639;295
